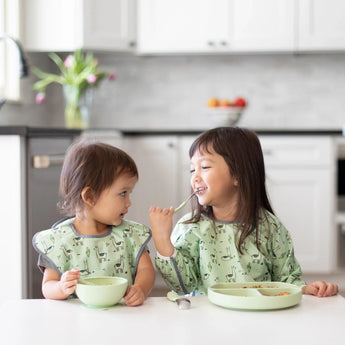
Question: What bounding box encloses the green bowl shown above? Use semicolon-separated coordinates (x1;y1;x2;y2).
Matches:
76;276;128;308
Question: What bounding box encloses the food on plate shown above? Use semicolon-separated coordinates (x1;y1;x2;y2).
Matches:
275;292;291;296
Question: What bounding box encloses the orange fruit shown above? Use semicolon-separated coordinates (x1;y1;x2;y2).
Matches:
207;98;220;107
219;99;232;107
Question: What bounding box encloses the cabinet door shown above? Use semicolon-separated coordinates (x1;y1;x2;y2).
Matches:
138;0;211;53
266;167;334;273
123;136;179;226
23;0;135;51
298;0;345;51
0;135;25;301
83;0;136;51
231;0;294;51
123;136;179;263
23;0;83;51
138;0;295;53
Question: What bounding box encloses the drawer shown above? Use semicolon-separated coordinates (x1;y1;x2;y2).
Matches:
259;136;334;167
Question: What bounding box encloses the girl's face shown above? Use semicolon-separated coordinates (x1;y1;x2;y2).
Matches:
90;173;138;227
190;147;239;218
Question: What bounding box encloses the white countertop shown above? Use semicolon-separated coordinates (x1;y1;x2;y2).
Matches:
1;295;345;345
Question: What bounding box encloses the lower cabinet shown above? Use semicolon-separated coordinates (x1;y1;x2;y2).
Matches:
122;134;337;274
260;136;336;273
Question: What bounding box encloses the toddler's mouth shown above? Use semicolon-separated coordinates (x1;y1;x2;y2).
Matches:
196;187;207;194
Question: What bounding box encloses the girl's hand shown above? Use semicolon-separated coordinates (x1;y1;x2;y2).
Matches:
302;280;338;297
149;206;175;256
124;285;146;306
59;268;80;296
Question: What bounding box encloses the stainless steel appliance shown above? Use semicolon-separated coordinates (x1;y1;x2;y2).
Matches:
26;130;80;298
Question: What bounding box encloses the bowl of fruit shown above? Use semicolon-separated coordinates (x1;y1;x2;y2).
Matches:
207;97;247;126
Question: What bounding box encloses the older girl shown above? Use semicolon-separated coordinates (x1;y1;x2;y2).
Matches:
150;127;338;297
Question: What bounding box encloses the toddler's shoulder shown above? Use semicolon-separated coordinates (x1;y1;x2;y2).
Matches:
114;219;151;237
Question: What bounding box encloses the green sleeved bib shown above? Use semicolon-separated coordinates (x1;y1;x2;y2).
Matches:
33;219;151;285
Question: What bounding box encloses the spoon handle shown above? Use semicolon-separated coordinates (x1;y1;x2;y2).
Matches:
174;191;196;214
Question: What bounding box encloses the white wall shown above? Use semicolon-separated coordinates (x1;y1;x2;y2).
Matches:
1;52;345;130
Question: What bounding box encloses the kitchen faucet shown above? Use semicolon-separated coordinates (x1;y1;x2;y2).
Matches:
0;34;29;109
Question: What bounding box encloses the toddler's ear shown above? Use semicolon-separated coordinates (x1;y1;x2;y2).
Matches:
81;187;96;207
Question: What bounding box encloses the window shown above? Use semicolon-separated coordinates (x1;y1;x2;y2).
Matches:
0;0;21;102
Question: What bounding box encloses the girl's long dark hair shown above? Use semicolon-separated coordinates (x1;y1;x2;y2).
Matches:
186;127;273;253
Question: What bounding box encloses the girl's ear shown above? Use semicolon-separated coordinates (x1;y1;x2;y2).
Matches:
81;187;96;207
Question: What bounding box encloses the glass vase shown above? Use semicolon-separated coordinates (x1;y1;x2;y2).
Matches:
63;85;93;129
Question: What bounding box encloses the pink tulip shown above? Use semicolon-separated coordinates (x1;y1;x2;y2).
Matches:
87;74;97;84
108;73;116;81
35;93;46;104
64;55;74;68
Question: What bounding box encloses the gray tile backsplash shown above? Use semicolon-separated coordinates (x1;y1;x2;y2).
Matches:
1;52;345;130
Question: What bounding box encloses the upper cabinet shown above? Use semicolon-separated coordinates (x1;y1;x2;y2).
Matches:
22;0;136;52
21;0;345;54
138;0;294;53
297;0;345;51
138;0;345;54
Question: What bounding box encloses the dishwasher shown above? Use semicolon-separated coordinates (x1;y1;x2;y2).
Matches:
27;133;80;299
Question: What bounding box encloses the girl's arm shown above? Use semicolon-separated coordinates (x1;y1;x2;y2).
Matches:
149;206;175;256
124;251;155;306
42;267;80;300
150;208;201;294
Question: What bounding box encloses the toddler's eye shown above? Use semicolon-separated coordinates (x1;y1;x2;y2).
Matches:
202;166;210;170
120;191;127;197
190;169;195;174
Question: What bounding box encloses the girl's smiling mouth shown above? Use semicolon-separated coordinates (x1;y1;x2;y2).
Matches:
195;187;207;194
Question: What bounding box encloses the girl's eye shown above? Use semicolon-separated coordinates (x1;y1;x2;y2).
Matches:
190;169;195;174
202;166;210;170
120;191;127;197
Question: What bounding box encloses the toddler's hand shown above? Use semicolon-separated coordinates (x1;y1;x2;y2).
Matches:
149;206;175;256
124;284;146;306
302;280;338;297
59;268;80;296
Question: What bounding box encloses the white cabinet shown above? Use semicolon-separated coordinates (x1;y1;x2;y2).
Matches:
22;0;136;52
124;136;180;227
0;135;26;303
123;134;337;275
297;0;345;51
260;136;336;273
138;0;211;53
138;0;345;54
138;0;294;53
230;0;294;52
122;135;196;267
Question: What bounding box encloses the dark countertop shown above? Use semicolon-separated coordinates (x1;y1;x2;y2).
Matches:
0;126;343;137
0;126;81;137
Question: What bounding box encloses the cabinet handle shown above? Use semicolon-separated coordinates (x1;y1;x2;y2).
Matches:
220;41;227;46
167;142;175;148
207;41;215;46
32;154;65;168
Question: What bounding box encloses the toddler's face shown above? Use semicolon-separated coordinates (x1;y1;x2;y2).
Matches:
90;173;138;226
190;147;239;212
